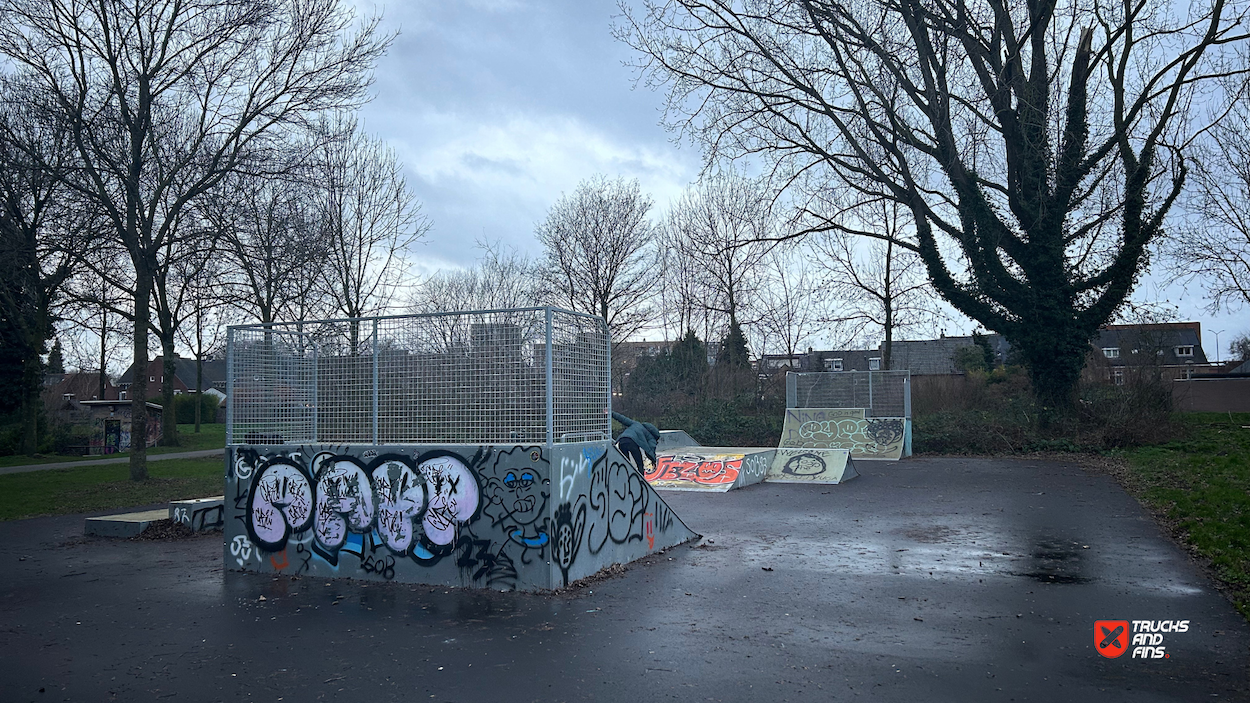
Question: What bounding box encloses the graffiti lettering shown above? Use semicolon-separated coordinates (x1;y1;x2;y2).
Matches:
247;460;314;551
646;455;742;486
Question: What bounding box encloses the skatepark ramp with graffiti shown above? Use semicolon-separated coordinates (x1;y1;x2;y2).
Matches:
647;447;775;491
224;440;696;590
223;308;696;590
784;372;913;459
779;408;908;460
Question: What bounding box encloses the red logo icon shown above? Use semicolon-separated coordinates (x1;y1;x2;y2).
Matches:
1095;620;1130;658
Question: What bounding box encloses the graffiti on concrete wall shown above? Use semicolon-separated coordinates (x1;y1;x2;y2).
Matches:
226;441;693;590
780;410;905;459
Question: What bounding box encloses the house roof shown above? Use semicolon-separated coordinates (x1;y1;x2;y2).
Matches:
42;371;116;401
118;355;226;389
1094;325;1207;366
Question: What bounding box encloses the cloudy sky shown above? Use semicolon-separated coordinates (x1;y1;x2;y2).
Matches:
356;0;700;273
355;1;1247;354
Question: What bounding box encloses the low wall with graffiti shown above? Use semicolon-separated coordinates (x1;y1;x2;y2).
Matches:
224;441;697;591
779;408;909;460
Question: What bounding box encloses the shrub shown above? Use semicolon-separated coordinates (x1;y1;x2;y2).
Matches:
174;394;222;425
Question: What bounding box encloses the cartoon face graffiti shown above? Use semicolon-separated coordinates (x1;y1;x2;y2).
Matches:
498;468;548;526
783;452;826;477
313;457;376;551
372;457;426;554
418;454;479;546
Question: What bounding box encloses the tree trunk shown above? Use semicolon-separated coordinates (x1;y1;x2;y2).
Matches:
19;354;41;455
159;333;179;446
130;276;150;481
194;355;203;433
882;240;894;371
1014;315;1089;410
99;303;107;399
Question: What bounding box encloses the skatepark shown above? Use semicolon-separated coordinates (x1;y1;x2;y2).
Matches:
1;307;1248;701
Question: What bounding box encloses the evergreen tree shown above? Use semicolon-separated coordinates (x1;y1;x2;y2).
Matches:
46;338;64;374
719;321;751;369
670;329;709;393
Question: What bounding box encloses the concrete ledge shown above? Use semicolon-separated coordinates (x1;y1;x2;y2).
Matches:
84;509;169;538
169;496;225;532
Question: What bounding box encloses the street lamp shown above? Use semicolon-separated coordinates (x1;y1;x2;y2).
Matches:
1212;329;1225;364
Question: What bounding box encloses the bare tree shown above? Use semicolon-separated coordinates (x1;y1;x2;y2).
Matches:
810;199;944;368
752;249;824;364
207;163;330;325
536;175;658;343
0;83;83;453
1172;99;1250;312
0;0;388;477
619;0;1249;406
412;240;540;314
664;171;775;342
174;256;235;433
315;115;428;331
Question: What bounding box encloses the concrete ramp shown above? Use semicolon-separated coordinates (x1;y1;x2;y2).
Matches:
780;408;906;460
657;429;701;451
647;447;775;492
222;440;696;591
767;448;858;484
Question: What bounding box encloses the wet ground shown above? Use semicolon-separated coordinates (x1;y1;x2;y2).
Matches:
2;457;1248;702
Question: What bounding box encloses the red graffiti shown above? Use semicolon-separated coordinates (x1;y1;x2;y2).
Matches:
645;511;654;550
270;549;289;571
646;456;741;486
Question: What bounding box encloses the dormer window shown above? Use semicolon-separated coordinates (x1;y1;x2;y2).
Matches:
824;358;844;372
1102;347;1120;359
869;357;881;371
1175;345;1194;357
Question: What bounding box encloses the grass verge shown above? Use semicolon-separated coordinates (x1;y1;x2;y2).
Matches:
1117;412;1250;619
0;456;223;521
0;423;225;468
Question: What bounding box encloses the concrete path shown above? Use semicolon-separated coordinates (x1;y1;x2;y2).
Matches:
1;457;1247;702
0;448;223;476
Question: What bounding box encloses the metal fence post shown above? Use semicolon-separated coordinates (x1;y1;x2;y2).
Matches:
311;341;319;443
868;370;874;417
225;327;234;445
372;319;379;445
545;307;554;448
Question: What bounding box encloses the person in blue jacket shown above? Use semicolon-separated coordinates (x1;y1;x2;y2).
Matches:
611;411;660;473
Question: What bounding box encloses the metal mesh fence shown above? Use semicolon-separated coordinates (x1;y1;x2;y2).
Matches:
227;307;611;446
786;371;911;418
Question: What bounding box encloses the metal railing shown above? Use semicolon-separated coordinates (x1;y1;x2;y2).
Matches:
786;370;911;418
226;307;611;446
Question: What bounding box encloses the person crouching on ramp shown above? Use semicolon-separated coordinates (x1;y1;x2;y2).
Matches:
612;411;660;474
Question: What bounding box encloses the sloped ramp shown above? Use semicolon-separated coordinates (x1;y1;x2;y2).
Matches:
223;441;697;591
647;447;776;492
657;429;701;451
767;448;858;484
780;408;906;460
554;443;700;586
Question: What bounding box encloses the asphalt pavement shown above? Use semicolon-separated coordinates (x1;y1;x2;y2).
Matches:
1;456;1247;702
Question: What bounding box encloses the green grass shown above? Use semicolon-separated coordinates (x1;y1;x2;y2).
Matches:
0;456;224;521
0;423;225;467
1121;412;1250;618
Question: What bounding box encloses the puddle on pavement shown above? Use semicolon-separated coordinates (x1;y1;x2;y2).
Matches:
1016;538;1091;585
